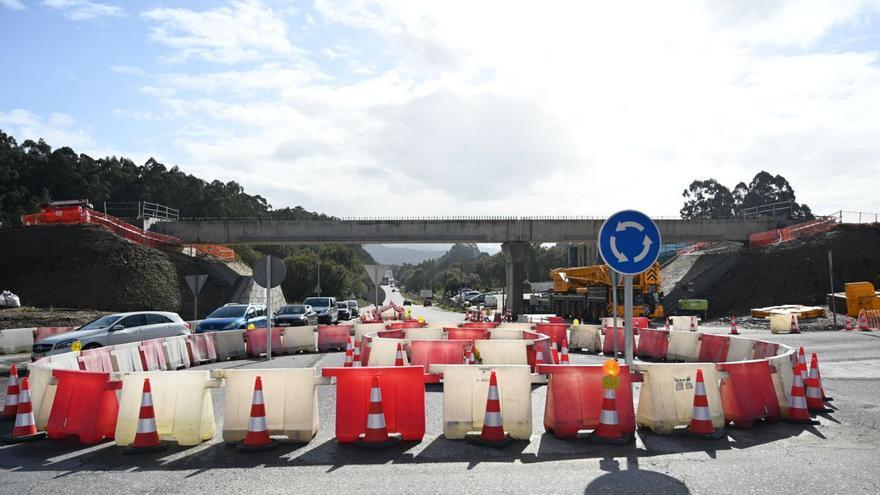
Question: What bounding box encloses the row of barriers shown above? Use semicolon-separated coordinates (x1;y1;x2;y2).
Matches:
15;320;801;449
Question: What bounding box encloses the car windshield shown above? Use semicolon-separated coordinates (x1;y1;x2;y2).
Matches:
278;306;305;315
78;314;121;331
208;306;246;318
304;297;330;308
337;303;347;309
346;301;358;308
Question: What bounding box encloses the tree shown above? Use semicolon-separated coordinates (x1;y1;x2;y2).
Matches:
735;171;813;219
680;172;813;220
680;179;736;219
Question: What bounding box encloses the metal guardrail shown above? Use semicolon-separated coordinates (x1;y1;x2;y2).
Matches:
175;215;698;222
740;200;793;218
834;210;880;224
103;201;179;221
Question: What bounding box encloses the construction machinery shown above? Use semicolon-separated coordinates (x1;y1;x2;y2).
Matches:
548;261;665;323
829;281;880;317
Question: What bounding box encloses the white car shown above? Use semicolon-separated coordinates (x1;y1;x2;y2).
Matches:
32;311;190;358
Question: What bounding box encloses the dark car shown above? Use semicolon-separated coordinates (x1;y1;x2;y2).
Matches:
303;296;338;324
196;304;267;333
344;300;360;317
273;304;318;327
337;302;351;321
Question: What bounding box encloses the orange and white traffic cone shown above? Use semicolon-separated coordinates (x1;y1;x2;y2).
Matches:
125;378;166;453
551;342;560;365
588;372;632;445
797;347;808;383
237;376;276;452
352;343;362;367
805;362;832;413
729;316;739;335
785;364;819;425
681;369;724;440
689;316;697;332
560;338;570;364
858;309;870;331
355;376;401;448
343;338;354;367
810;353;833;402
3;377;46;443
394;343;405;366
466;371;513;447
790;314;800;334
3;364;20;418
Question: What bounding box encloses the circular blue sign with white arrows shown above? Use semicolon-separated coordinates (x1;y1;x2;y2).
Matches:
598;210;662;275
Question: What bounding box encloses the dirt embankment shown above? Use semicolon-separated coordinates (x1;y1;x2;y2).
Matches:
0;225;236;319
666;224;880;317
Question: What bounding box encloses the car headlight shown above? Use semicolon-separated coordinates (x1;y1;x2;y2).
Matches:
223;321;240;330
54;340;75;349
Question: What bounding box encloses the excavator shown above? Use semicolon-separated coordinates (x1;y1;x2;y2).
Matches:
548;261;665;323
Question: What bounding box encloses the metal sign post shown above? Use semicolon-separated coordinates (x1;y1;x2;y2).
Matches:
265;256;272;360
624;275;634;363
185;274;208;320
363;264;387;311
611;270;619;360
253;255;286;361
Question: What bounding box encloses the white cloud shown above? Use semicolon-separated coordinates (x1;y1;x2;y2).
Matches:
1;0;25;11
0;109;95;150
111;65;145;75
141;0;296;64
43;0;124;21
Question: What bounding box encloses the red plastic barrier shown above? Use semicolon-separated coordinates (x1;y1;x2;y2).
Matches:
752;341;779;360
633;317;649;329
318;325;351;351
387;321;423;330
527;336;555;367
47;369;122;444
697;334;731;363
538;364;636;438
534;323;568;345
636;328;669;360
78;347;114;372
445;327;490;341
548;316;564;324
360;336;372;364
245;327;285;357
34;326;75;342
718;360;782;428
602;327;636;356
410;340;470;369
139;339;168;371
321;366;426;443
187;333;218;363
377;329;406;339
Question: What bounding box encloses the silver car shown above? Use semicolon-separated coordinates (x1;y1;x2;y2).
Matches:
32;311;190;358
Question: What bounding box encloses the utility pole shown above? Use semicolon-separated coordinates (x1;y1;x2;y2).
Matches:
828;250;837;329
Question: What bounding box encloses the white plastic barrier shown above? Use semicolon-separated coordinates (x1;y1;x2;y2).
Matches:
768;353;797;416
429;364;533;440
110;342;145;372
353;323;385;343
474;340;529;365
27;353;82;430
367;337;409;366
163;335;191;369
1;327;35;354
213;330;246;360
405;327;444;341
726;337;755;362
666;331;702;361
769;313;796;334
115;371;219;446
214;368;325;443
489;328;522;340
497;322;533;330
282;325;317;353
634;363;725;434
568;325;603;352
670;316;699;332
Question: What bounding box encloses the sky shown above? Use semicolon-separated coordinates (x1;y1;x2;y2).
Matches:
1;0;880;218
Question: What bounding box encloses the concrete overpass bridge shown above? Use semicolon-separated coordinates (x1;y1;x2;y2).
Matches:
151;216;776;317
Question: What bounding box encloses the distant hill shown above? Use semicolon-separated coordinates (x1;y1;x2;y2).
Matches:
364;245;446;265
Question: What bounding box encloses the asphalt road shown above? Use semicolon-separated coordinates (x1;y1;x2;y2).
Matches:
2;300;880;494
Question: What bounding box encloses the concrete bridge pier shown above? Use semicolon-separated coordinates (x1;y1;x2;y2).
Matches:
502;241;530;320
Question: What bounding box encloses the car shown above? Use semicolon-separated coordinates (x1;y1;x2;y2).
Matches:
303;296;338;324
32;311;189;358
273;304;318;327
466;293;487;305
337;302;351;321
344;300;360;317
403;299;412;306
453;290;480;302
195;303;267;333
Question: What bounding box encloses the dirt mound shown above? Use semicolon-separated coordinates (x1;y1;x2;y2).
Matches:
667;224;880;317
0;307;108;330
0;225;234;317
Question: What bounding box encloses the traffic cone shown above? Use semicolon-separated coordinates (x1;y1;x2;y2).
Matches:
729;316;739;335
785;364;819;425
237;376;276;452
343;338;354;367
394;343;405;366
797;347;808;383
465;371;513;447
689;316;697;332
352;343;362;367
810;353;833;402
858;309;869;331
560;338;570;364
790;314;800;334
588;373;632;445
844;317;852;331
551;342;560;365
125;378;166;453
534;345;545;367
3;378;46;443
805;362;832;413
355;376;401;448
3;364;20;418
681;369;724;440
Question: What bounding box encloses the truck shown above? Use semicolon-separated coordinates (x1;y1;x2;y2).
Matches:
547;261;665;323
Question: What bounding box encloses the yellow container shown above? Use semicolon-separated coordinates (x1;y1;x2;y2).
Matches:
115;371;219;446
474;340;530;365
282;325;317;353
212;330;246;360
214;368;323;443
634;363;724;434
568;325;602;352
769;313;795;334
429;364;532;440
367;337;409;366
667;331;702;361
